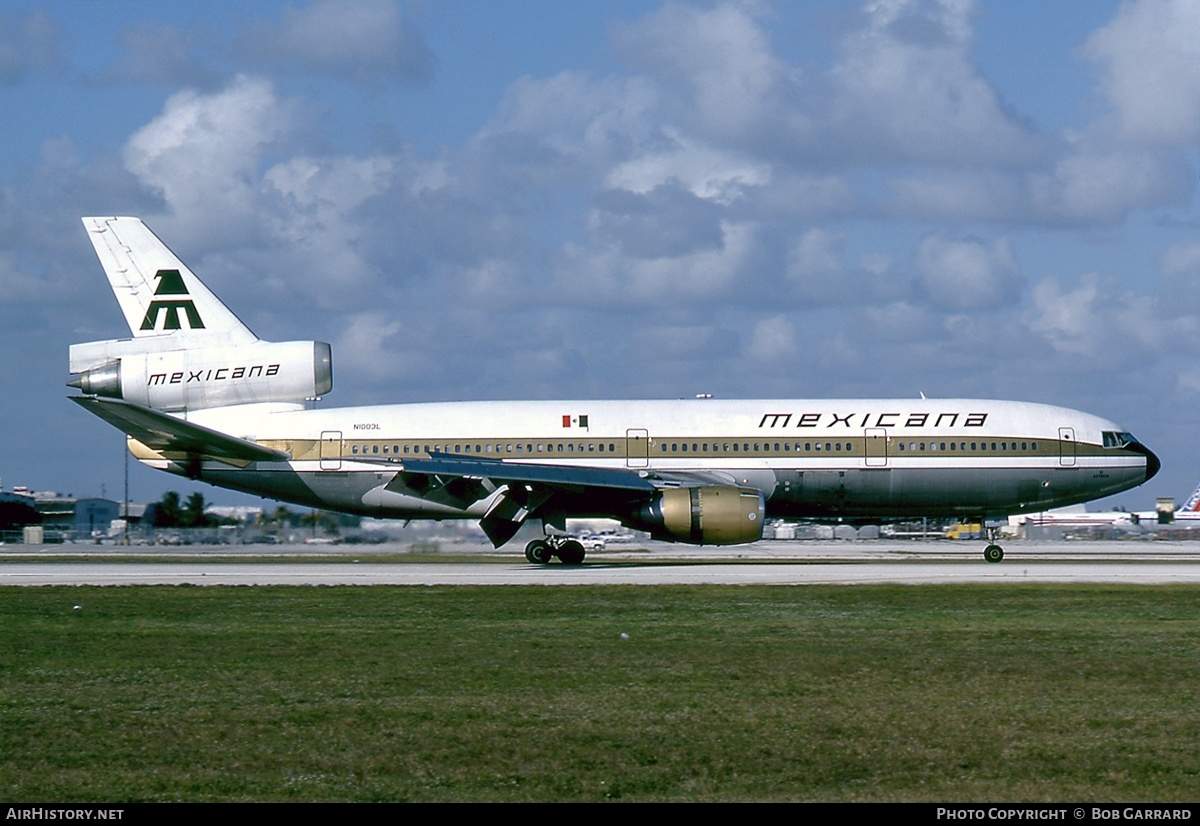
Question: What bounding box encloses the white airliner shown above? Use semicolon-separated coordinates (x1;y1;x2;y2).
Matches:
1021;482;1200;529
68;217;1160;564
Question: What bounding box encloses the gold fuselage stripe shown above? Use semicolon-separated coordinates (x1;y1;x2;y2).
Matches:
258;435;1128;464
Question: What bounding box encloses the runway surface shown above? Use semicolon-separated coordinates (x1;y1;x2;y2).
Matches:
5;539;1200;586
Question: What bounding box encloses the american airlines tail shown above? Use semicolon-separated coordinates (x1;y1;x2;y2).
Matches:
1177;484;1200;515
68;217;332;413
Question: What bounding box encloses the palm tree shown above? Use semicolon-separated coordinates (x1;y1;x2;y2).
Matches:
152;491;184;528
183;492;210;528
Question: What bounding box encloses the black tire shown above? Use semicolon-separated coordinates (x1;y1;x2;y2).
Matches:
557;540;585;565
984;544;1004;563
525;539;552;564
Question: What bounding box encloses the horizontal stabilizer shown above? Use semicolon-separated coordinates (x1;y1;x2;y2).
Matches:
71;396;290;465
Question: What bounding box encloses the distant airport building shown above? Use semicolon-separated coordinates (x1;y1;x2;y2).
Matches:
0;489;37;511
30;492;120;539
0;489;41;542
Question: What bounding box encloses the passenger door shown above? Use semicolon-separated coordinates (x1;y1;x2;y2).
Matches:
1058;427;1076;467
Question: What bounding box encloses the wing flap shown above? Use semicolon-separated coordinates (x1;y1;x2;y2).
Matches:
71;396;290;465
391;453;659;495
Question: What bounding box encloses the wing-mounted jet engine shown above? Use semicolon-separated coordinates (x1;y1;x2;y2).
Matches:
628;486;765;545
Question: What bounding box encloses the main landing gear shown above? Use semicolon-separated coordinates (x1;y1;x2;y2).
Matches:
524;537;586;565
983;524;1004;563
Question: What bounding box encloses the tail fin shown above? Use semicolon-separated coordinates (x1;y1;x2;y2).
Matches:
1180;484;1200;514
82;217;257;344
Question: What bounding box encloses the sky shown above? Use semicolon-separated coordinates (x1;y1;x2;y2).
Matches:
2;0;1198;513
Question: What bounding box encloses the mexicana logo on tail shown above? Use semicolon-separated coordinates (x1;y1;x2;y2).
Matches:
139;269;204;331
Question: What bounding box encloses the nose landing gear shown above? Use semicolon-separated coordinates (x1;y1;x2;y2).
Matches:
983;524;1004;563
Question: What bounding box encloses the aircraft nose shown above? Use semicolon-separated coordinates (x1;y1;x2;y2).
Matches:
1131;441;1160;483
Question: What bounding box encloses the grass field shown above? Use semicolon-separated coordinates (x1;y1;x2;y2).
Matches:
2;584;1199;802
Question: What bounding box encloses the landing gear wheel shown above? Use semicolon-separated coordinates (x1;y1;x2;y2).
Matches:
525;539;552;565
557;539;586;565
984;544;1004;564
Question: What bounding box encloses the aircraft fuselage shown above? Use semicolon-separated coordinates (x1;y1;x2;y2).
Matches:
140;397;1156;526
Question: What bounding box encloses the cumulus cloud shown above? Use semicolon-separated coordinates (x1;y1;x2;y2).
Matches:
1026;273;1199;361
857;301;944;343
590;182;726;260
610;0;1181;233
123;76;295;238
1028;147;1193;224
554;220;760;305
787;228;843;281
747;315;797;362
784;228;855;303
784;228;904;306
604;128;771;203
613;1;793;146
614;0;1043;167
914;233;1022;311
828;0;1040;165
1156;240;1200;314
886;148;1193;227
0;251;53;303
258;153;399;301
118;76;421;318
630;323;732;362
331;311;422;384
479;71;660;185
1083;0;1200;146
1160;241;1200;280
241;0;434;85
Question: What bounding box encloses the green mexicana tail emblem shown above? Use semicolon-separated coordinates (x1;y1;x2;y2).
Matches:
139;269;205;331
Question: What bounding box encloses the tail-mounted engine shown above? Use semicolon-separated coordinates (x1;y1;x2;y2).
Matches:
68;337;332;412
630;486;765;545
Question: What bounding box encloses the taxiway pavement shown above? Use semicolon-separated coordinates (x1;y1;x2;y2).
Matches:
4;539;1200;586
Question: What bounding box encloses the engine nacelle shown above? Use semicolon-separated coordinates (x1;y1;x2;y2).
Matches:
630;486;765;545
69;339;332;412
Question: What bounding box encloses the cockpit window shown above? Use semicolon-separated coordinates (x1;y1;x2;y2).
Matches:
1102;431;1135;448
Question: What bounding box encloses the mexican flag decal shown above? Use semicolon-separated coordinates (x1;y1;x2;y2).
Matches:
562;414;589;429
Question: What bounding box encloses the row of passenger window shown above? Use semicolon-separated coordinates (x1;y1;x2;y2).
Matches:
346;439;1042;457
660;442;856;453
349;442;620;456
659;441;1040;454
897;441;1038;452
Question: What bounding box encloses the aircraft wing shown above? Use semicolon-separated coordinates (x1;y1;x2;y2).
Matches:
395;452;658;494
70;396;291;466
376;452;662;548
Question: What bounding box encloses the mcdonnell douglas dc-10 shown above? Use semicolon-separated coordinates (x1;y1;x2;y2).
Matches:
68;217;1159;563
